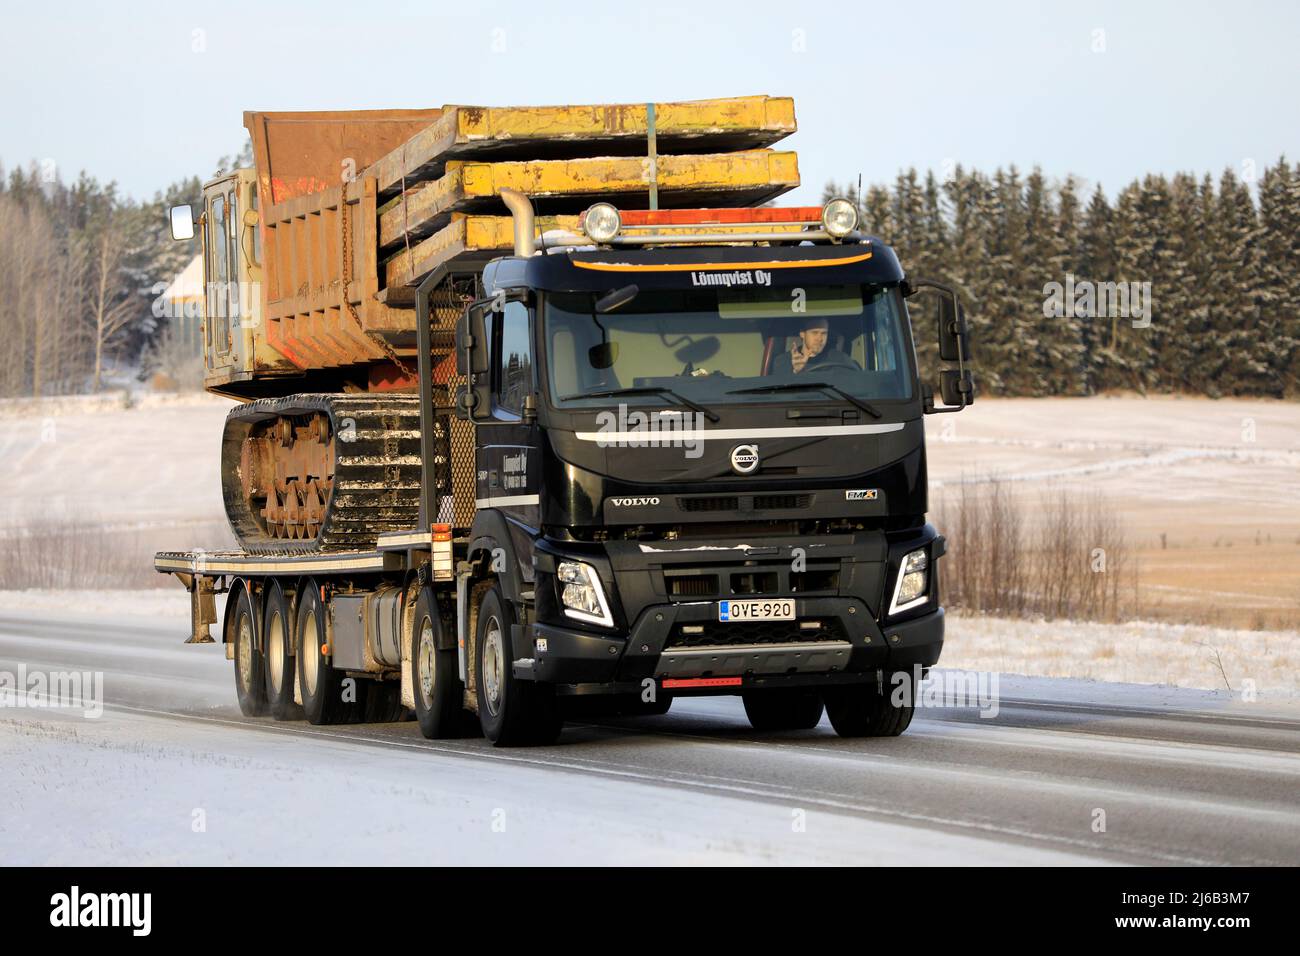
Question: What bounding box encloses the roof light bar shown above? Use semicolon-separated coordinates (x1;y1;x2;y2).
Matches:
573;202;864;247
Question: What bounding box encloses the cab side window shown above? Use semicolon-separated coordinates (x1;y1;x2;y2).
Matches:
208;194;230;352
492;301;532;417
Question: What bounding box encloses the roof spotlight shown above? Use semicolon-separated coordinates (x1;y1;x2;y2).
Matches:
821;198;859;239
583;203;622;243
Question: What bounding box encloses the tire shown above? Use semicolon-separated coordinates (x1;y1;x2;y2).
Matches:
296;583;359;725
362;681;406;723
262;582;302;721
742;689;824;731
231;583;267;717
824;674;916;738
474;583;562;747
411;586;465;738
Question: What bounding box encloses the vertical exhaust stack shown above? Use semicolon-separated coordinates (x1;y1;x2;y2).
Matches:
500;188;536;257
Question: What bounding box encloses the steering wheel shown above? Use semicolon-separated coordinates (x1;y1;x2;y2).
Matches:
808;358;860;373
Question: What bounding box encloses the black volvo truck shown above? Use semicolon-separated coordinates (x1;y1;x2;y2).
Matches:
157;197;973;746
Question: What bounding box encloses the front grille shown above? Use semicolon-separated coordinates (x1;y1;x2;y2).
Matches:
676;493;812;513
731;571;778;595
791;569;840;592
752;494;811;510
666;618;849;649
679;496;739;512
666;573;719;598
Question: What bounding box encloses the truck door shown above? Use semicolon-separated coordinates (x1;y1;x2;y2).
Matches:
204;188;234;372
475;299;541;531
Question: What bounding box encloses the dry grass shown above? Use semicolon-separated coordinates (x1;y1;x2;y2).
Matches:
937;481;1138;622
0;515;233;589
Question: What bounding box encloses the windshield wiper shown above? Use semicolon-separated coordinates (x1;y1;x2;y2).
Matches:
560;386;720;423
727;382;882;419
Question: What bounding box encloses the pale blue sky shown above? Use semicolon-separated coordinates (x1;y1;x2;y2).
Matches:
2;0;1296;203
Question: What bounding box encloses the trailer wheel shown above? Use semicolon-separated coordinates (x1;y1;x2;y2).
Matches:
742;689;824;731
474;583;562;747
296;584;357;725
824;674;916;738
231;584;267;717
262;582;302;721
411;586;464;738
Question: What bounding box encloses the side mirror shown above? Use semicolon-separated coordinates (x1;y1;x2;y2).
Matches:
910;278;974;414
169;204;195;241
454;302;492;420
940;369;975;407
938;298;971;363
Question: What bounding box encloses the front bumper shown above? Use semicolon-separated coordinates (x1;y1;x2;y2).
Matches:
523;602;944;693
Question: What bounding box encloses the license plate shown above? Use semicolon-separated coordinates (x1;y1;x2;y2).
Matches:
718;599;795;622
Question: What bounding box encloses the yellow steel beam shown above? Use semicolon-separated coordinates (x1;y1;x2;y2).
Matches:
378;151;799;248
365;96;797;196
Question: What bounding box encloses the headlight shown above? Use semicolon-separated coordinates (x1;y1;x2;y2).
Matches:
889;548;929;615
821;198;858;239
557;560;614;627
583;203;621;243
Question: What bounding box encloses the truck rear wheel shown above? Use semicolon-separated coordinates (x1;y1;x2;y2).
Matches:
412;586;464;738
262;582;302;721
231;584;267;717
474;584;562;747
824;674;915;737
296;583;358;725
362;681;406;723
742;689;824;731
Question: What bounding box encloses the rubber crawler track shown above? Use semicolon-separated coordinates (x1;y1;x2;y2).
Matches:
221;393;425;554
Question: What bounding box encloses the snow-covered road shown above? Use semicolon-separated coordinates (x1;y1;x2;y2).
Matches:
2;607;1298;866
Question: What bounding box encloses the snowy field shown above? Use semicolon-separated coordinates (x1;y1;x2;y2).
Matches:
926;395;1300;630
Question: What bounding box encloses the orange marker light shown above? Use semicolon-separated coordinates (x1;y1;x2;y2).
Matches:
662;677;743;689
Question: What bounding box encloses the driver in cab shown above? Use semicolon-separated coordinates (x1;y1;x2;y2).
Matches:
769;316;859;375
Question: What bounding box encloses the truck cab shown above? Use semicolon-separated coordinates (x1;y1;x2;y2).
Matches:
450;200;972;739
172;168;278;395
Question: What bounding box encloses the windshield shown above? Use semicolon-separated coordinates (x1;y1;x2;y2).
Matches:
544;284;914;409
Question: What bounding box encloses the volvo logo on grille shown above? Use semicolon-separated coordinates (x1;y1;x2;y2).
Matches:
729;444;759;475
608;496;659;507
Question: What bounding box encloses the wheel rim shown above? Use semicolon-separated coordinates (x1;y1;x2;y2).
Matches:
417;618;436;708
301;608;319;695
267;609;285;693
237;614;254;688
482;614;504;717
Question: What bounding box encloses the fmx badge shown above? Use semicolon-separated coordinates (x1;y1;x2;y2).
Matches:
729;444;759;475
845;489;879;501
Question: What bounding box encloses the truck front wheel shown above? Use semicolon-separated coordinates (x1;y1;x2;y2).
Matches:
474;584;561;747
824;675;915;737
742;689;824;731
